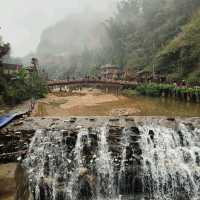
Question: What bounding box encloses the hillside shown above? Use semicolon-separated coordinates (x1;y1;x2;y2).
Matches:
102;0;200;82
28;0;200;82
33;11;111;79
156;9;200;82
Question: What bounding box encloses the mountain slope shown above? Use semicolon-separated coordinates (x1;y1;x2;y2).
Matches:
34;11;111;78
156;9;200;81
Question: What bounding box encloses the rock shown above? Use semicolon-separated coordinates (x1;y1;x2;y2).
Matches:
149;130;154;141
61;130;68;136
70;118;77;123
167;118;175;121
52;118;60;121
14;121;24;126
109;118;119;122
79;168;89;177
17;156;22;161
195;152;200;166
110;108;141;116
88;127;93;133
130;127;140;135
183;122;195;131
76;176;93;200
125;117;135;122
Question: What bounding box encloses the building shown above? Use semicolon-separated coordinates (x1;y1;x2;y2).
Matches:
101;64;123;80
0;63;22;76
123;67;137;81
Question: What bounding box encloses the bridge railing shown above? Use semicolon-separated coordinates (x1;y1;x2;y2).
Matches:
48;79;138;86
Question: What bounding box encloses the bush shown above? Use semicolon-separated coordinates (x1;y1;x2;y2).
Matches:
122;89;138;97
2;68;48;105
136;83;165;97
136;83;200;101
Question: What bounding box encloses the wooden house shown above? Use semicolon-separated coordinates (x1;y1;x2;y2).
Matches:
0;63;22;76
101;64;123;80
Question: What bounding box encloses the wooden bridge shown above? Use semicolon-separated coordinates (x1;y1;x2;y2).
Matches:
48;79;138;87
48;79;138;92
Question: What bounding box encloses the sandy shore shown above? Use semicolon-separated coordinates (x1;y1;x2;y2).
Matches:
32;89;140;117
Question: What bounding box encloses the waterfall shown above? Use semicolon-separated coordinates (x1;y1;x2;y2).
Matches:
96;126;114;199
67;128;89;199
23;119;200;200
140;123;200;200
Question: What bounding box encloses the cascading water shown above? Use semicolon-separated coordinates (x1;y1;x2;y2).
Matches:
23;119;200;200
96;126;114;199
67;128;88;199
140;123;200;200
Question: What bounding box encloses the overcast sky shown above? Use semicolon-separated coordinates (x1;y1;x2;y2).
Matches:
0;0;117;57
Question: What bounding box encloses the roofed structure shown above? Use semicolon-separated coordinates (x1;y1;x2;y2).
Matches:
100;64;123;80
0;63;22;76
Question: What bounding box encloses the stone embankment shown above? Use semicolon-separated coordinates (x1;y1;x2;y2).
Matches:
1;116;200;164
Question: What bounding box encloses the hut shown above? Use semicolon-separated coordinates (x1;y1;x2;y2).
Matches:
100;64;123;80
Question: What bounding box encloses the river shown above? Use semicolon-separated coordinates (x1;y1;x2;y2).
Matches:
32;88;200;117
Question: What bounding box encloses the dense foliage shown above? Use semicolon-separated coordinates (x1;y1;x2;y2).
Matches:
33;0;200;81
74;0;200;82
0;68;48;105
136;83;200;99
0;35;48;105
104;0;200;78
157;9;200;81
122;83;200;103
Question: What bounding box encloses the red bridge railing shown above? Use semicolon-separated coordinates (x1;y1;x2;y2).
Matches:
48;79;137;87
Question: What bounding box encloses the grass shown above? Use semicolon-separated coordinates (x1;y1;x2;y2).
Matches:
122;89;139;97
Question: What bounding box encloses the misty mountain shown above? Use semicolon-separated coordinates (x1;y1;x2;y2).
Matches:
37;13;109;57
32;9;114;78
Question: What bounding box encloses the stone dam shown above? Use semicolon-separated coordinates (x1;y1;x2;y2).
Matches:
1;117;200;200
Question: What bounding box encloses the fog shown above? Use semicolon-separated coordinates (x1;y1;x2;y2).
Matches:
0;0;118;57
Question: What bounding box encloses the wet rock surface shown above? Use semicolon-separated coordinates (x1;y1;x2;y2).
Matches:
0;126;35;163
1;117;200;200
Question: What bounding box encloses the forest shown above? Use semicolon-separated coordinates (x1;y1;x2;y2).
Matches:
50;0;200;83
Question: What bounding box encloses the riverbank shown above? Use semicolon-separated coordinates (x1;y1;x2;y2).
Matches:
133;83;200;102
32;89;142;117
0;100;32;116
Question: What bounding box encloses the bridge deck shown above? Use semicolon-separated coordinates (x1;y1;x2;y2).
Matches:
48;79;138;87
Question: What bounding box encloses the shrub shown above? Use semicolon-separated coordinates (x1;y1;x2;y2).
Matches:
122;89;138;97
2;69;48;105
136;83;200;101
